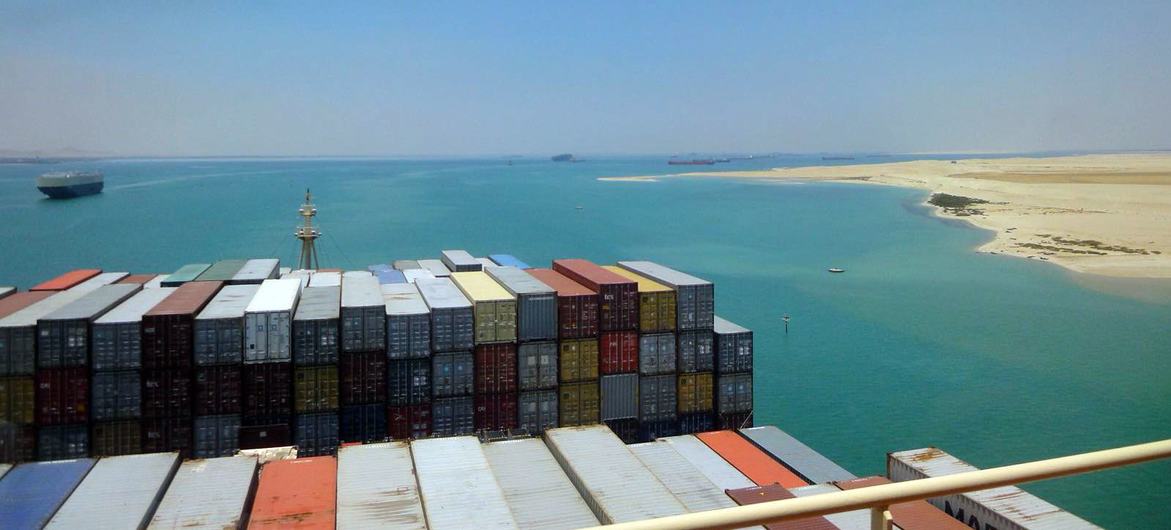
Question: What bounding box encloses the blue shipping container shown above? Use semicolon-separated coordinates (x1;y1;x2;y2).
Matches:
488;254;531;269
376;270;407;285
0;458;96;528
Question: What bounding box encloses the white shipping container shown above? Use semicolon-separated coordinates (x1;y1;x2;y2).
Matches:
418;259;452;277
229;258;280;285
740;426;856;483
484;438;599;530
143;274;168;289
543;425;687;524
148;455;258;530
337;442;427;529
660;435;755;491
244;278;302;363
411;436;518;529
47;452;180;529
788;484;869;530
630;442;738;513
308;271;341;288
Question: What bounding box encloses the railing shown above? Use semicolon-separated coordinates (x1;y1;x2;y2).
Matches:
589;438;1171;530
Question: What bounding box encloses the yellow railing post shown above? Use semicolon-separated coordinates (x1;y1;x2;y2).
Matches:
870;506;892;530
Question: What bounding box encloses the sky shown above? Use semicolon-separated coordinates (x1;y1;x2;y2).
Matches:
1;1;1169;157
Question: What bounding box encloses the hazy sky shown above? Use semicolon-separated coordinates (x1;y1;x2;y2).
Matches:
2;1;1169;156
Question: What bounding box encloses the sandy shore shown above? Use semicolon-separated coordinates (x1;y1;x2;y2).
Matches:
602;154;1171;279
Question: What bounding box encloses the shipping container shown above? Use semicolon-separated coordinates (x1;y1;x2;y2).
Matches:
242;362;293;419
340;403;386;442
91;370;140;420
394;259;422;271
450;271;517;344
339;351;386;405
475;343;517;394
431;351;473;397
544;425;687;523
0;291;54;320
0;458;96;528
524;268;598;339
485;266;557;342
638;333;677;375
412;436;518;529
388;404;431;439
518;389;557;433
388;358;431;405
431;396;474;436
630;441;738;512
193;414;240;458
888;447;1102;530
70;271;131;292
714;316;753;374
0;423;35;463
1;290;101;375
417;259;452;277
161;263;211;287
559;338;598;383
0;287;10;300
604;418;640;444
143;274;168;289
677;412;715;434
117;274;160;286
92;419;141;456
488;254;531;269
788;483;872;530
141;368;193;418
600;331;638;374
336;442;427;529
143;281;223;369
93;287;177;371
35;283;140;368
141;417;193;456
36;366;89;424
719;411;754;430
740;426;856;484
195;259;248;282
30;269;103;291
553;259;638;332
716;373;753;414
243;278;301;363
677;372;714;414
678;329;715;373
295;411;339;456
194;364;241;415
0;376;34;423
308;271;341;288
835;476;971;529
415;277;474;352
37;424;88;460
695;430;807;488
637;420;679;442
483;438;600;529
516;341;556;391
149;455;258;530
376;269;407;284
403;268;435;284
368;263;393;273
476;257;497;268
228;258;280;285
558;380;599;427
660;435;756;491
618;261;715;331
475;391;518;431
383;283;431;360
249;457;336;529
599;373;638;421
295;364;339;412
293;286;340;365
724;484;838;530
639;374;677;423
603;266;677;333
238;421;291;449
441;249;482;272
193;284;259;366
341;274;385;353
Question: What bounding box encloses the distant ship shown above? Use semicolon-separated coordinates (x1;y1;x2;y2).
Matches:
822;156;855;161
668;159;715;165
552;153;576;162
36;171;103;199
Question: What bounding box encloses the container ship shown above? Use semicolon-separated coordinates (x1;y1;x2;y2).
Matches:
35;171;104;199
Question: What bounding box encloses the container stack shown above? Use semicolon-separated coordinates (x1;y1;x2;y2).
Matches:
192;284;259;458
338;272;387;443
383;283;433;439
712;316;754;429
241;278;301;450
292;277;340;456
414;277;474;436
141;280;222;458
485;266;559;433
451;271;519;433
525;268;600;430
0;290;54;462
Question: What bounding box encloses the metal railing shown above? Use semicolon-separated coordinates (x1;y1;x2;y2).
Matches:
589;438;1171;530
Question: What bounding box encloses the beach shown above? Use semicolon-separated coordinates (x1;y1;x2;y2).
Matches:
603;154;1171;279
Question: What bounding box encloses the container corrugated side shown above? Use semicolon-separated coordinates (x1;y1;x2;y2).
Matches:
451;271;517;344
788;484;871;530
193;414;240;458
0;458;96;528
295;411;339;456
336;442;427;529
441;249;482;272
486;266;558;342
92;287;177;371
484;438;599;529
639;374;678;423
888;447;1102;530
544;425;687;523
639;333;677;375
525;268;599;340
630;441;738;513
740;426;856;484
249;456;337;529
518;341;557;390
603;266;677;333
415;278;474;352
659;435;756;490
37;284;141;368
418;259;452;277
518;389;558;432
431;396;474;436
558;380;599;427
714;315;753;374
244;279;302;363
46;452;180;529
383;284;431;360
552;259;638;332
195;259;248;282
600;373;638;420
161;263;211;287
148;455;258;530
341;274;386;353
411;436;518;529
228;258;280;285
193;285;258;366
617;260;715;331
293;286;341;365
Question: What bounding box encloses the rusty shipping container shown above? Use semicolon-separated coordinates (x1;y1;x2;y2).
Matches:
249;456;337;529
242;362;293;419
599;331;638;374
518;341;558;390
193;413;240;458
559;338;599;383
36;284;141;368
638;333;676;375
553;259;638;332
193;284;258;366
714;315;753;374
678;329;714;373
603;266;677;333
194;364;241;415
475;391;518;431
143;281;223;369
295;411;339;456
388;404;432;440
293;286;340;365
618;261;715;331
475;343;517;394
92;287;176;371
341;274;385;353
340;403;386;442
295;364;339;412
525;269;599;339
485;266;558;342
677;372;714;414
91;370;140;420
518;389;558;433
415;278;474;352
36;366;88;425
383;283;431;359
559;380;600;427
339;351;386;405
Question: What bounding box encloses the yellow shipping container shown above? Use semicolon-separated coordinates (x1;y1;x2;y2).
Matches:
294;365;339;413
0;376;35;423
603;266;677;333
451;271;517;343
559;381;600;426
677;372;714;414
559;338;599;383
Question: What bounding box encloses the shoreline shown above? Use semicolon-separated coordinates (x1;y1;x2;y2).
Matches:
601;154;1171;280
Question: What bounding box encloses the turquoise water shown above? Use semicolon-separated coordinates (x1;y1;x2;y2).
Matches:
2;157;1169;527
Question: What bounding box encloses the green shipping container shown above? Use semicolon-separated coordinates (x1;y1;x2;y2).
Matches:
295;365;339;413
195;260;249;282
559;339;599;383
677;372;714;414
559;381;600;427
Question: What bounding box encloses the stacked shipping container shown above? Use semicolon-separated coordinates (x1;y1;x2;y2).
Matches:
452;271;520;432
415;277;474;436
525;268;601;430
292;285;340;455
383;284;433;439
339;273;387;443
241;278;301;450
192;285;258;458
486;267;559;433
712;316;754;429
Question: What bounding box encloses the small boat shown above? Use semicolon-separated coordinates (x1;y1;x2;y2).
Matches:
828;268;845;273
575;205;584;210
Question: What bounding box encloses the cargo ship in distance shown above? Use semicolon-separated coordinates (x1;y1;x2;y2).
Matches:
668;159;716;165
36;171;103;199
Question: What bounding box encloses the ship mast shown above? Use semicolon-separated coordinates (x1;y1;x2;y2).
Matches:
295;189;321;270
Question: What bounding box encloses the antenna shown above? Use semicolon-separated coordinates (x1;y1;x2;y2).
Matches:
295;188;321;270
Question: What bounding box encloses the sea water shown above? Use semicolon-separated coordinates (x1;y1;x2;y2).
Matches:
1;156;1168;527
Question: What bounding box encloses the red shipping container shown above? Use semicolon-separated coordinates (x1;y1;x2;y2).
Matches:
388;404;431;440
30;269;102;291
141;416;193;456
475;392;518;431
142;281;222;369
339;351;387;406
0;291;55;320
243;362;293;420
116;274;159;285
141;369;193;419
475;343;517;394
599;331;638;374
35;367;88;425
194;364;242;415
249;456;336;529
552;259;638;332
526;268;599;339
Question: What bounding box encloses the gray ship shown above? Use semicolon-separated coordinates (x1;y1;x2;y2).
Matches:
36;171;103;199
